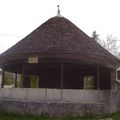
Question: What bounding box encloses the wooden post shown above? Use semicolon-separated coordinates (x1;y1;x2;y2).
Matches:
97;66;100;102
15;73;17;87
97;66;100;90
1;70;5;88
60;63;64;100
60;63;64;89
22;64;25;88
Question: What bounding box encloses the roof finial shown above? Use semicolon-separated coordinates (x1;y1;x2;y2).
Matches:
57;5;60;15
56;5;62;17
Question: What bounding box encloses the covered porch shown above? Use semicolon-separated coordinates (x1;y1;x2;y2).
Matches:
1;62;116;90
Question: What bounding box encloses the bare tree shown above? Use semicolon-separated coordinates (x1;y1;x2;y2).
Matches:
103;35;120;56
92;31;120;57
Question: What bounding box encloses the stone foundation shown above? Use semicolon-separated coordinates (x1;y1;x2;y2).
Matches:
0;99;105;117
0;89;120;116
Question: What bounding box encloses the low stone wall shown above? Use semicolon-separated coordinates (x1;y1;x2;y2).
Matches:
0;88;120;116
0;99;105;117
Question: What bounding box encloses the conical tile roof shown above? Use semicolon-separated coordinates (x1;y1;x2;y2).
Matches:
0;16;119;68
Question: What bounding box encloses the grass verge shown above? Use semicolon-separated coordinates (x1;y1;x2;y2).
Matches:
0;112;120;120
0;112;98;120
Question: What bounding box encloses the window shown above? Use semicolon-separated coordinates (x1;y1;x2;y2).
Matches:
84;76;94;89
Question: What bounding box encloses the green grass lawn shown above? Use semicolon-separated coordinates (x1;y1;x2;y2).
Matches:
0;112;120;120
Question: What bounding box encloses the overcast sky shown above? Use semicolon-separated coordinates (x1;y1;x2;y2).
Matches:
0;0;120;53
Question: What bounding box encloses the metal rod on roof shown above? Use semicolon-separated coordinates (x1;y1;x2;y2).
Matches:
57;5;60;16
